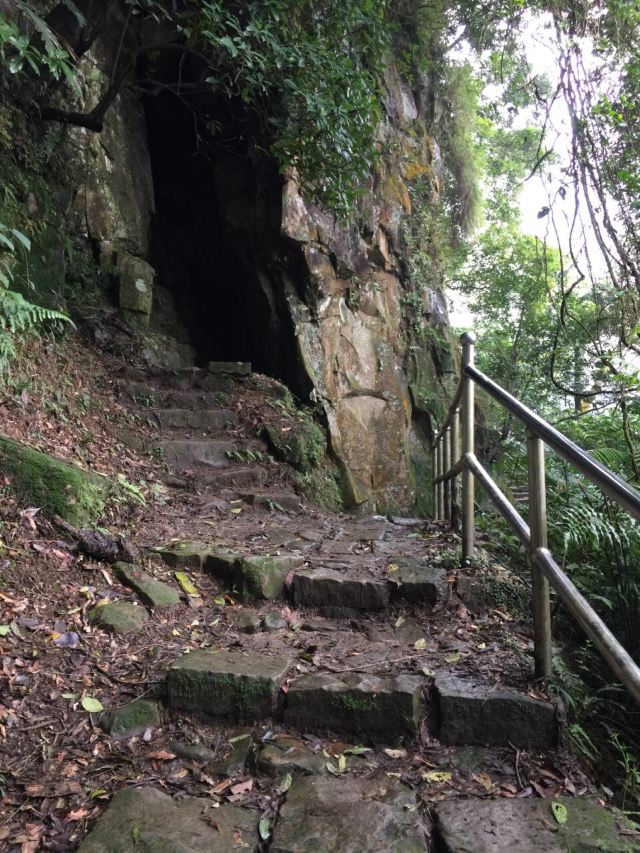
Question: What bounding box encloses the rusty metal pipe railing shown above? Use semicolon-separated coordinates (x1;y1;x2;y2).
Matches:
431;333;640;704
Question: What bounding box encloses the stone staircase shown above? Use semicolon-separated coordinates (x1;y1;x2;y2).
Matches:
76;363;636;851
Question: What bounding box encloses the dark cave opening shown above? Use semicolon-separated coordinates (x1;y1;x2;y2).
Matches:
142;72;307;393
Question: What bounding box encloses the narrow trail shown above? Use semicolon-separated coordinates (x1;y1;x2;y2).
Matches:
1;356;635;851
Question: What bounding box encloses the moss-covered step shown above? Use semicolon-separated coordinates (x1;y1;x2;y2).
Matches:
292;568;389;611
113;562;180;608
433;796;638;852
167;649;291;721
157;439;266;469
0;435;110;525
270;776;426;853
205;551;304;600
100;699;160;738
78;786;258;852
284;672;424;742
433;673;557;750
142;408;236;431
88;602;148;635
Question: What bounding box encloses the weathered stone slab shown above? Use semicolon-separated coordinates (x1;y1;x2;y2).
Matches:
167;649;290;720
210;732;253;776
206;551;303;600
100;699;160;738
146;408;235;431
208;361;251;375
285;672;424;741
240;492;302;511
113;562;180;608
256;735;326;777
264;611;288;632
78;786;258;852
270;776;426;852
158;440;253;468
89;602;147;635
292;568;389;610
388;558;447;605
434;796;638;852
154;541;212;570
434;673;557;749
0;435;109;526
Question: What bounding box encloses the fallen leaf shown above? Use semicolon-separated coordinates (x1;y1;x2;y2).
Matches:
422;770;452;783
384;748;407;759
551;801;568;825
414;638;427;650
258;817;272;841
147;750;176;761
65;808;89;822
81;696;104;713
229;779;253;796
175;572;198;597
444;651;460;663
473;772;494;790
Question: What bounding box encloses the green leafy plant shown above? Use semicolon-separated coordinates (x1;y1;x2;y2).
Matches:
0;223;72;372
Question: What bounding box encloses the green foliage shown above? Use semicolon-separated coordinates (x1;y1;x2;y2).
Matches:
181;0;391;216
0;222;72;372
0;2;77;86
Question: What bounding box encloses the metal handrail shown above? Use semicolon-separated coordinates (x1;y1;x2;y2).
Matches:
431;333;640;706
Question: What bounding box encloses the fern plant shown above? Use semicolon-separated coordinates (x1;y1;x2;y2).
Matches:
0;223;72;372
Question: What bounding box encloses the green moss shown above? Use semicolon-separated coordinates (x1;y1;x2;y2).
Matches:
264;418;326;473
0;435;110;525
331;693;376;713
294;461;343;511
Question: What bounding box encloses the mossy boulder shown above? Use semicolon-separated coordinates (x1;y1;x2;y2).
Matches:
100;699;160;738
88;602;147;635
118;253;154;327
263;419;326;473
0;436;109;525
113;562;181;609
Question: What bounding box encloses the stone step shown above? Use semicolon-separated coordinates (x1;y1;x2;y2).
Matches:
205;551;304;599
285;671;424;742
271;776;426;852
167;648;291;721
208;360;251;376
140;408;236;431
112;561;181;608
433;672;557;750
240;491;302;511
292;561;446;612
118;381;231;408
433;795;636;852
158;439;267;469
197;465;267;489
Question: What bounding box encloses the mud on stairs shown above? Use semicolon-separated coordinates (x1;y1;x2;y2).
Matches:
77;362;636;852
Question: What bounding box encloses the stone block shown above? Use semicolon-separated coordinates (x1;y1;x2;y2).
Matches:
434;796;637;852
78;786;258;852
271;776;426;852
100;699;160;738
113;562;180;608
88;602;148;635
285;672;424;741
388;558;447;605
206;552;303;600
292;568;389;610
434;673;557;749
118;254;154;324
167;649;291;720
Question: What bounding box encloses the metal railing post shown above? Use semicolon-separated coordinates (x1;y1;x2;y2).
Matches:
451;408;461;528
436;438;444;519
526;428;553;679
443;426;451;523
461;333;475;563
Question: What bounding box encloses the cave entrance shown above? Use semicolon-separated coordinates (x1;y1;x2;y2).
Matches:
142;73;304;391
